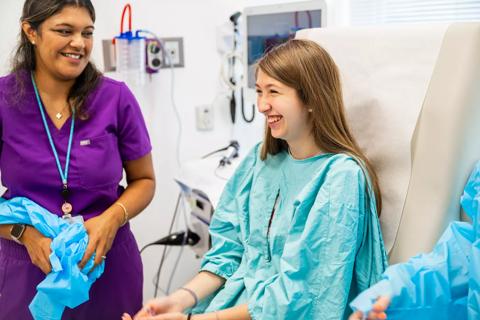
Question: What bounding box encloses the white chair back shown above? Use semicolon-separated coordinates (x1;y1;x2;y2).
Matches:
297;23;480;262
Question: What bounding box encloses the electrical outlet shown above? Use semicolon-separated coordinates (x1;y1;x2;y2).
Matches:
196;105;214;131
162;37;184;68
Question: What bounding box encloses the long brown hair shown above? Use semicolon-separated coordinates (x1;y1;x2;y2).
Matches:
11;0;101;118
257;39;382;214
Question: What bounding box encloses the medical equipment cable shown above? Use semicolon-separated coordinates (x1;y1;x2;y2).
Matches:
137;29;183;167
201;140;239;167
165;196;189;294
231;13;254;124
151;193;182;297
223;12;255;124
150;247;173;296
152;192;198;296
120;4;132;34
149;210;181;295
111;3;132;47
220;55;255;123
165;246;185;294
240;87;255;123
220;52;243;91
229;13;239;124
214;167;229;181
147;195;189;295
201;145;230;159
140;193;182;254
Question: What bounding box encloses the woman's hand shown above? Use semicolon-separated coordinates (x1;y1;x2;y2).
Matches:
78;210;123;270
22;226;53;274
122;296;185;320
122;312;187;320
349;296;390;320
128;296;185;319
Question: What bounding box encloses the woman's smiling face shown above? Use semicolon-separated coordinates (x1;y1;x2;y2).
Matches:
256;68;312;144
24;5;94;81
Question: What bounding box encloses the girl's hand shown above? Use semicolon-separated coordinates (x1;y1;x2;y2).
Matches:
123;312;187;320
130;296;184;319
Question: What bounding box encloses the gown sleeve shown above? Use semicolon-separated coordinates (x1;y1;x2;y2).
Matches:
248;156;385;320
351;160;480;320
350;221;472;319
200;144;259;279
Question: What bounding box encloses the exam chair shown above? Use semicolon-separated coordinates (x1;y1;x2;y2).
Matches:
297;22;480;263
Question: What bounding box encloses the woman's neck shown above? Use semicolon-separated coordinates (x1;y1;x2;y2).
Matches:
288;135;323;160
33;68;75;101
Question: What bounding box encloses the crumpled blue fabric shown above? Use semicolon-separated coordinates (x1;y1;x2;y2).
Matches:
0;197;104;320
350;161;480;319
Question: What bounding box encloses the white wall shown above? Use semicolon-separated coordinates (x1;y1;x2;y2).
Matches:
0;0;348;302
92;0;248;300
0;1;23;75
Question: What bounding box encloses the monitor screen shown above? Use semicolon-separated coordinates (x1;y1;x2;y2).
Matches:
246;9;322;88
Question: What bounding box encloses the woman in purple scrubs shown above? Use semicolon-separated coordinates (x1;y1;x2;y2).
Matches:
0;0;155;319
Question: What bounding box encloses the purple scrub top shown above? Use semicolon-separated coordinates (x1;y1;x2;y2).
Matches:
0;71;151;319
0;71;152;218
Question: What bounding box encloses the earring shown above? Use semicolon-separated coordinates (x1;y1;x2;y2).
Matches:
31;41;35;45
308;109;313;112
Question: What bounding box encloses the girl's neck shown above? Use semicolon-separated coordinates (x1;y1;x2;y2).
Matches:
288;135;323;160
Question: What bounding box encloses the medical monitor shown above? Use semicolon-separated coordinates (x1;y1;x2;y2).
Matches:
243;1;326;89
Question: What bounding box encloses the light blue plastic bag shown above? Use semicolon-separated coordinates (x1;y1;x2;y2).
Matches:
350;161;480;319
0;197;104;320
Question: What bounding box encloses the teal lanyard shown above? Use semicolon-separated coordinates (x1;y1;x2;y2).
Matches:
30;72;75;187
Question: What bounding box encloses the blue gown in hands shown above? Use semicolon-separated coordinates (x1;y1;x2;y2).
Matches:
350;161;480;320
195;144;387;320
0;197;104;320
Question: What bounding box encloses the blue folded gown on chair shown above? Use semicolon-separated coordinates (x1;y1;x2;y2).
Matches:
350;161;480;319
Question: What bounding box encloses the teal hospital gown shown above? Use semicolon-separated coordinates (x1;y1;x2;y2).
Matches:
197;143;388;319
